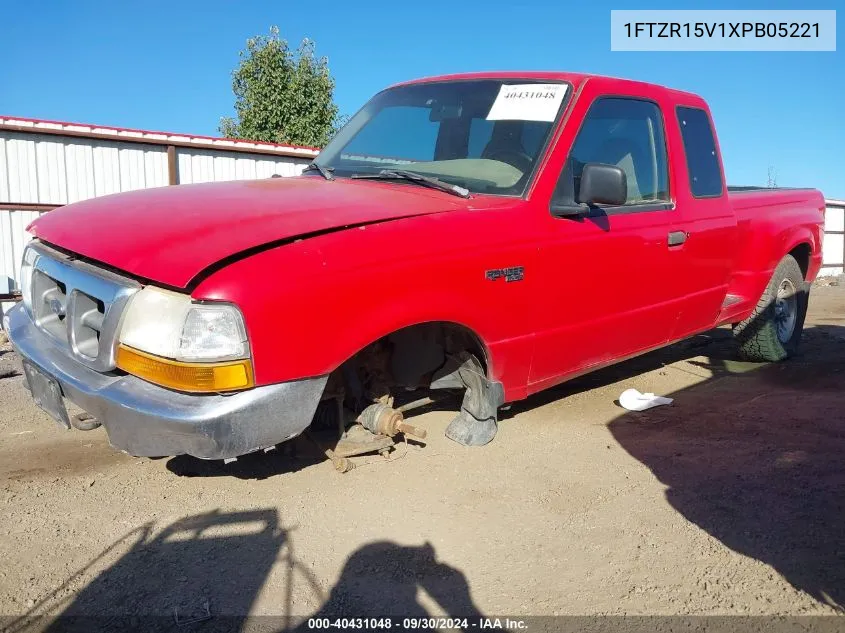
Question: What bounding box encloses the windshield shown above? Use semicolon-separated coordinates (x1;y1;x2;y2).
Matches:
314;79;570;196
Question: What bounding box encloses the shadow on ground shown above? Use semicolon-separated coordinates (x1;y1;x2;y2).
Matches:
6;509;294;632
5;509;483;633
164;329;741;481
164;391;459;480
608;324;845;611
291;540;483;627
165;439;324;480
495;325;746;422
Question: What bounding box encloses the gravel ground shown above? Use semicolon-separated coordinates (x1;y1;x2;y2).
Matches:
0;281;843;628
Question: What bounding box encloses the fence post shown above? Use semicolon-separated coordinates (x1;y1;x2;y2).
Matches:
167;145;178;185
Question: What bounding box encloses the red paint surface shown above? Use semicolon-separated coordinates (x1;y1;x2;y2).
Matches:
28;73;825;402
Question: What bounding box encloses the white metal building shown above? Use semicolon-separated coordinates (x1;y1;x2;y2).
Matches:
821;199;845;277
0;115;317;308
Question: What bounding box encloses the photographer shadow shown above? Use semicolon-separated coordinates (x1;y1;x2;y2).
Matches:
7;509;483;632
291;541;484;629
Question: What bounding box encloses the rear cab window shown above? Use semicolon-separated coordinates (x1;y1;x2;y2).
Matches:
676;106;724;198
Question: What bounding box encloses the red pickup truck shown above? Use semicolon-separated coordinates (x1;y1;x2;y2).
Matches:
5;72;825;458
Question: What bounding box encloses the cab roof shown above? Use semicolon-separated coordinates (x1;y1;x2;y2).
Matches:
391;71;706;106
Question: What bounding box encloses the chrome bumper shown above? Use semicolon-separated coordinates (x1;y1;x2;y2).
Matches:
4;303;328;460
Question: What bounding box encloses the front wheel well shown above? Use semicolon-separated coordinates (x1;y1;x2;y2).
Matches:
322;321;490;409
788;243;812;279
313;322;504;447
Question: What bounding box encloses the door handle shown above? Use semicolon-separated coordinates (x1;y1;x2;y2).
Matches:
668;231;688;247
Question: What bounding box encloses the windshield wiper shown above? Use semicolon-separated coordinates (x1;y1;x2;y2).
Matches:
302;162;335;181
352;169;469;198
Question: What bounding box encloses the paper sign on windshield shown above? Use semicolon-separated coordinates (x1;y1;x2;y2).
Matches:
486;84;568;122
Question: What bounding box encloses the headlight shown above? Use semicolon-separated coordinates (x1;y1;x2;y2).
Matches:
20;247;38;313
117;286;253;392
119;286;248;361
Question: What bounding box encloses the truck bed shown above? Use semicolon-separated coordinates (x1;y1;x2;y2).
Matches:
727;186;815;193
728;186;824;221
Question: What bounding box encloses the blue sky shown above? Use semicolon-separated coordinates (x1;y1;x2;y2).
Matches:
1;0;842;197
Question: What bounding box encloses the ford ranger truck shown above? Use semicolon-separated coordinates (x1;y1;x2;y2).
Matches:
4;72;825;458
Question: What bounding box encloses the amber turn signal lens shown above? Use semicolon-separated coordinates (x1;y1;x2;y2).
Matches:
115;345;254;393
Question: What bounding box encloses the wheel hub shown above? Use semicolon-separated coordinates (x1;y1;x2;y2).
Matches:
774;278;798;344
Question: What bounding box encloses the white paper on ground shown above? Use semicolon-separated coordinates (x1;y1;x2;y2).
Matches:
486;83;568;122
618;388;674;412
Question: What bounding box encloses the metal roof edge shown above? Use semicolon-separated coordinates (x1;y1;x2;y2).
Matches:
0;115;320;158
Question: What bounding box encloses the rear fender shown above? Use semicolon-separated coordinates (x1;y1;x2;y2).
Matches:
724;225;818;324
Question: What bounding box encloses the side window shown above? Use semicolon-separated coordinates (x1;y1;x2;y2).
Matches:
552;98;670;207
677;107;723;197
344;106;439;162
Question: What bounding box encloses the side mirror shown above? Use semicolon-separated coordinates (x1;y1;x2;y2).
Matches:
550;203;589;218
577;163;627;206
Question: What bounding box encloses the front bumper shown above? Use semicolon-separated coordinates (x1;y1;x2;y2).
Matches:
5;303;327;460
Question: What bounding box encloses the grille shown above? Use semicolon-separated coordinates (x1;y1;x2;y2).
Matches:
27;242;141;372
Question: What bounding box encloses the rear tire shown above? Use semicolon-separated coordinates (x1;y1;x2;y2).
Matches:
733;254;808;362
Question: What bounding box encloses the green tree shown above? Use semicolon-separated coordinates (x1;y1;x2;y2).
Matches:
220;26;340;148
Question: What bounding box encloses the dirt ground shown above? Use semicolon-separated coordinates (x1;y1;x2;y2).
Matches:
0;280;844;628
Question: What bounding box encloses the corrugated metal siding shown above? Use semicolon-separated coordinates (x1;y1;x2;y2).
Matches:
820;201;845;277
36;137;67;202
0;132;170;205
176;148;308;184
3;136;39;202
1;209;39;305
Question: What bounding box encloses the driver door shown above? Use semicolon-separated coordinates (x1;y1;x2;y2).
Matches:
528;95;687;390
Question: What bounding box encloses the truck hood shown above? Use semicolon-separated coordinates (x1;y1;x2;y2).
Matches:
29;176;468;288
